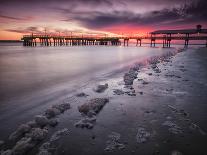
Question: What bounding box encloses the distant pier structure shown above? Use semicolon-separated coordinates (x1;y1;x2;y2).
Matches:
22;25;207;48
150;25;207;48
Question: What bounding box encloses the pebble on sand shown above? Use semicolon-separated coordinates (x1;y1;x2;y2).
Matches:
113;89;125;95
45;108;61;118
0;149;13;155
76;92;88;97
12;137;35;155
78;98;109;116
37;129;69;155
142;81;149;85
9;124;31;141
94;83;108;93
38;143;52;155
104;132;125;152
48;118;58;127
51;103;71;113
74;117;96;129
136;127;151;143
162;121;183;134
44;103;70;118
50;128;69;142
35;115;49;127
123;70;138;85
25;128;48;141
37;142;51;155
170;150;183;155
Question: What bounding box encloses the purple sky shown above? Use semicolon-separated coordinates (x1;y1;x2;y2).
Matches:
0;0;207;39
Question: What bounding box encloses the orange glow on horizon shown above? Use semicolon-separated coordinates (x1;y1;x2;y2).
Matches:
0;30;22;40
100;25;152;37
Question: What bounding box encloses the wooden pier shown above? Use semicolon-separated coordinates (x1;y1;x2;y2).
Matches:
22;25;207;48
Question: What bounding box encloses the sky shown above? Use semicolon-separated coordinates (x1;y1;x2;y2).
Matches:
0;0;207;40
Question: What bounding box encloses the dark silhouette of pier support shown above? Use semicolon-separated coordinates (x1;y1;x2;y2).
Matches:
23;39;37;47
184;33;189;48
124;39;129;46
163;34;171;48
136;39;141;46
150;34;156;47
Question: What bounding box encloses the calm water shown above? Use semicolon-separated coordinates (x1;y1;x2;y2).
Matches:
0;43;179;138
0;43;177;101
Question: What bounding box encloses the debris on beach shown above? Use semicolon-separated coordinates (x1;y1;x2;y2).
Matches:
139;91;143;95
165;74;181;79
25;128;48;141
170;150;183;155
76;98;108;129
136;127;151;143
26;121;38;128
48;118;58;127
44;103;71;118
8;128;48;154
162;121;183;134
113;88;136;96
0;149;13;155
104;132;126;152
9;124;31;141
167;105;206;135
94;83;108;93
74;117;96;129
35;115;49;127
151;64;157;69
37;142;52;155
123;69;138;85
50;128;69;142
75;92;88;97
151;64;161;73
51;103;71;113
180;68;187;72
12;137;35;155
125;89;136;96
166;88;173;92
154;68;161;73
37;128;69;155
142;80;149;85
45;108;61;118
163;59;171;63
2;102;71;155
113;89;125;95
123;72;135;85
167;105;189;117
78;98;109;116
144;109;156;115
189;122;206;135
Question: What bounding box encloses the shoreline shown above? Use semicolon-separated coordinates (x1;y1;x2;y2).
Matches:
1;47;207;155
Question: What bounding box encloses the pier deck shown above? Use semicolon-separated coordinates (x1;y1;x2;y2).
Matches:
21;25;207;48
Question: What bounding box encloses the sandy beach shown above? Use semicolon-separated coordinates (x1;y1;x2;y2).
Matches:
0;47;207;155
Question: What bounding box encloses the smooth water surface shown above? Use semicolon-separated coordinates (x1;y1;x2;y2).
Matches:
0;44;178;138
0;44;175;101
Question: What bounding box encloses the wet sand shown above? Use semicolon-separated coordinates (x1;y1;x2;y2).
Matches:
1;47;207;155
